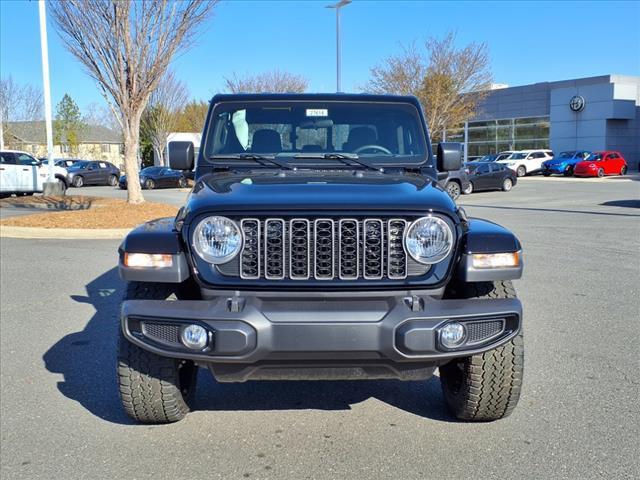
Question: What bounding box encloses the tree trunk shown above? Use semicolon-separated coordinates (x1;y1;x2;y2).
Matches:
123;113;145;204
153;144;165;167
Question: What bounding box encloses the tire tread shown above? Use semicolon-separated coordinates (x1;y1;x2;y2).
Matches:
117;282;194;424
440;280;523;421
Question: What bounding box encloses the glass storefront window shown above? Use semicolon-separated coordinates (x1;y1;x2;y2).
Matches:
466;116;549;155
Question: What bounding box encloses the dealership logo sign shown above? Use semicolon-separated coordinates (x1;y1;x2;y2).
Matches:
569;95;585;112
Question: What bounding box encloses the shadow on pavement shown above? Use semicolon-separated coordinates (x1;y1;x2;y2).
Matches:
43;267;456;425
42;267;131;424
600;199;640;209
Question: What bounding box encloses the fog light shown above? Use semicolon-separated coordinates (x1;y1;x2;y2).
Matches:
440;322;466;348
472;252;519;269
124;253;173;268
180;324;208;350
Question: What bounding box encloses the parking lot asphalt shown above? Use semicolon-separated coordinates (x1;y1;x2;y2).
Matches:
1;176;639;479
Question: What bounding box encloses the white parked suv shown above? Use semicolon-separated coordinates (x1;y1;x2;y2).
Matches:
498;149;553;177
0;150;69;197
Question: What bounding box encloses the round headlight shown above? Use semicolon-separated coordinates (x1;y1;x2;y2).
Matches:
404;216;453;264
192;216;242;264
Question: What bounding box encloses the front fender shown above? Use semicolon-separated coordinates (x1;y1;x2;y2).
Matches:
118;217;190;283
457;218;523;282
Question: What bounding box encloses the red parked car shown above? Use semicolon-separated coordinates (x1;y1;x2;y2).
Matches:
574;151;628;177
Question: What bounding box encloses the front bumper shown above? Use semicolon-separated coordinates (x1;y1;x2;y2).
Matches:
543;164;566;174
121;293;522;381
573;168;596;177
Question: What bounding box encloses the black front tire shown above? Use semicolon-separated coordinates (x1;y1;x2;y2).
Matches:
440;280;524;421
117;282;198;424
144;179;155;190
56;177;67;194
108;175;118;186
72;176;84;188
516;166;526;177
445;181;461;200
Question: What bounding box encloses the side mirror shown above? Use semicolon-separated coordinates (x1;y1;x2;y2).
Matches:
437;142;463;172
168;141;195;171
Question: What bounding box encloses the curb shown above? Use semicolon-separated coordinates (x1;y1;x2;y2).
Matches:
0;225;131;240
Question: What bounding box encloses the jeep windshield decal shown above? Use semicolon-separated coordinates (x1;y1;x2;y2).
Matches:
203;101;428;167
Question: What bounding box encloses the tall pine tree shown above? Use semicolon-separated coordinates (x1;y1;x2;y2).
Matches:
54;94;82;155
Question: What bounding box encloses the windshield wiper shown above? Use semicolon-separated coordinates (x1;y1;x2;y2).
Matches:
209;153;293;170
293;152;384;173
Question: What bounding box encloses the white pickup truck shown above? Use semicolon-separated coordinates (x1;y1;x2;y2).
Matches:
0;150;69;197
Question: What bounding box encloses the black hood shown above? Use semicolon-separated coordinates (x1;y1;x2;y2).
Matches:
183;169;457;221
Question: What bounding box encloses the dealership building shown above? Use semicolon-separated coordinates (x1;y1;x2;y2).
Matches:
447;74;640;168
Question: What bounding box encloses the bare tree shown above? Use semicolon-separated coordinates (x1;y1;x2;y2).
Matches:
365;32;492;142
141;71;188;167
83;102;120;131
50;0;217;204
224;70;308;93
0;76;43;148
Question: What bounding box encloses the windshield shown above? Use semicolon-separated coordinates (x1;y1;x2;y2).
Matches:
69;161;89;169
479;154;497;162
205;101;427;165
141;167;163;175
587;153;603;161
558;151;575;159
509;153;527;160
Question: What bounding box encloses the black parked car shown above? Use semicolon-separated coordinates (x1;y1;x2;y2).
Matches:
119;166;188;190
464;162;517;194
116;93;524;424
438;166;470;200
66;160;121;187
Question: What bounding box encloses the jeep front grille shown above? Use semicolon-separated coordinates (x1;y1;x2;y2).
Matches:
230;217;428;281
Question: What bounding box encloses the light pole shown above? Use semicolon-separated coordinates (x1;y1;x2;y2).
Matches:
38;0;59;194
325;0;351;92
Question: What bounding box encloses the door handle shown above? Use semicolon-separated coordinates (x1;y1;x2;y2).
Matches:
23;168;31;171
0;167;5;170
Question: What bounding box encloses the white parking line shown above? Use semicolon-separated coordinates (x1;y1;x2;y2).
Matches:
518;174;638;183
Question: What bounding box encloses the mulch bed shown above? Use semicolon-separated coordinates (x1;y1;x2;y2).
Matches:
0;196;178;229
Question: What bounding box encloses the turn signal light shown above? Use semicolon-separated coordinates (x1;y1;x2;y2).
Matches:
124;253;173;268
472;252;519;269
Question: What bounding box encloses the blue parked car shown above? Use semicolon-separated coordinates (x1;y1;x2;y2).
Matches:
542;151;591;176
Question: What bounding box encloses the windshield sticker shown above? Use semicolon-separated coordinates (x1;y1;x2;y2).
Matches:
306;108;328;117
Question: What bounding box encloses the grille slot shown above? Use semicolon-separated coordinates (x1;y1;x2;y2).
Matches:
339;219;359;280
363;219;384;279
264;219;285;279
289;219;311;279
142;323;181;345
240;219;260;279
466;320;505;345
234;217;430;281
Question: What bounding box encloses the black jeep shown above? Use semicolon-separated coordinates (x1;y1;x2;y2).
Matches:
117;94;524;423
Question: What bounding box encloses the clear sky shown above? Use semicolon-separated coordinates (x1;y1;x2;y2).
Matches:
1;0;639;114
